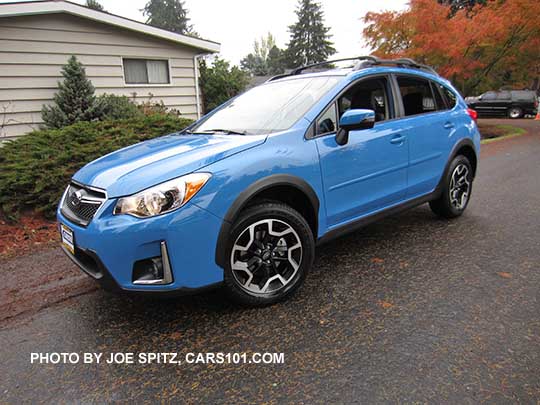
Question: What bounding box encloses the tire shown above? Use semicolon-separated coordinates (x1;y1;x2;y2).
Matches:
223;202;315;306
508;107;523;119
429;155;473;219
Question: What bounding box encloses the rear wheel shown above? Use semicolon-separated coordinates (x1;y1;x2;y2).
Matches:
508;107;523;119
224;202;315;306
429;155;473;219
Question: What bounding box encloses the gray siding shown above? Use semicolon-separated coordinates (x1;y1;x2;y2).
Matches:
0;13;202;139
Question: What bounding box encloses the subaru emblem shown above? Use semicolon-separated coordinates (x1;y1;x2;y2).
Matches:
72;190;83;206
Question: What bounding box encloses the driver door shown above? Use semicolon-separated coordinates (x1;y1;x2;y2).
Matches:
314;76;409;228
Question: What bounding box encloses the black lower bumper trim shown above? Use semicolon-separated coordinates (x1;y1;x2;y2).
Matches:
60;245;222;297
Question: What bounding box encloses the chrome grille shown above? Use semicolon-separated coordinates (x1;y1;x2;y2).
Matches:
61;182;106;226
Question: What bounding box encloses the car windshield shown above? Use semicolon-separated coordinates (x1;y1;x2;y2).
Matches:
190;76;341;135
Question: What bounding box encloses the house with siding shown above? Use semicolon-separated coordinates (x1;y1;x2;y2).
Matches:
0;0;220;139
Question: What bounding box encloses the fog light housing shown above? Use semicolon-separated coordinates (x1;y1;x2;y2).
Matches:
132;241;173;285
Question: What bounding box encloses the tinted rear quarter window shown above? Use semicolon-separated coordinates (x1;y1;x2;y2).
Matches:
441;85;457;109
511;91;535;101
431;82;447;110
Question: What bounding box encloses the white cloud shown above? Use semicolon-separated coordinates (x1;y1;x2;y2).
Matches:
0;0;408;64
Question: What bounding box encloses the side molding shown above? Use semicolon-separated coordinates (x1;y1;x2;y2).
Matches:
215;174;320;268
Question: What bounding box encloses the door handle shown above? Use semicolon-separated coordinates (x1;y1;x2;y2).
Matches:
444;122;455;129
390;135;406;144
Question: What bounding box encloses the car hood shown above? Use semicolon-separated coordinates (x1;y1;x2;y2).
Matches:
465;96;480;104
73;133;267;197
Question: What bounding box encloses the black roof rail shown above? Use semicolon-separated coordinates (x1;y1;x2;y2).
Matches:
355;57;438;75
266;56;378;82
266;73;291;83
266;55;438;82
291;56;378;75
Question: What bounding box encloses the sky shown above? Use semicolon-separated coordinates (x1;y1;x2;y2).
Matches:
1;0;408;64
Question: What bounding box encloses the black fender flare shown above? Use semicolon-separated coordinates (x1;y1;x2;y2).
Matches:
434;138;478;196
215;174;320;268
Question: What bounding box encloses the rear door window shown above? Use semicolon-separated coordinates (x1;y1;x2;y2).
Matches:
396;76;437;116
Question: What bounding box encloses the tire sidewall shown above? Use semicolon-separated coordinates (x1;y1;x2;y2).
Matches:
508;107;522;119
442;155;473;216
223;203;315;306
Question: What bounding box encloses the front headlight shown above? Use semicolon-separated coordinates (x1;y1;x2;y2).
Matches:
114;173;211;218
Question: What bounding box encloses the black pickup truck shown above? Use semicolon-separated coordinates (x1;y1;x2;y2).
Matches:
466;90;538;119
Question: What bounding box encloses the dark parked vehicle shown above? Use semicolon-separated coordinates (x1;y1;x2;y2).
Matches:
466;90;538;119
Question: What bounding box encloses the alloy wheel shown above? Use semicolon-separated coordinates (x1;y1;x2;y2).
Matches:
509;108;521;119
449;163;470;210
230;219;303;295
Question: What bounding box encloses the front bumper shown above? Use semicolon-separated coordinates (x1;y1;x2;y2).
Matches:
57;198;225;292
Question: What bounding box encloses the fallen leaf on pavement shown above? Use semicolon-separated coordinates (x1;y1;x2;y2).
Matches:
497;272;512;279
378;300;394;309
399;261;409;269
371;257;384;264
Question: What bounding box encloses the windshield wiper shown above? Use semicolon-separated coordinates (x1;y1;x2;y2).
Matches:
199;129;248;135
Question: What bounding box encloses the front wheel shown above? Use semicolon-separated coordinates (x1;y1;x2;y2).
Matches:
429;155;473;219
508;107;523;119
223;202;315;306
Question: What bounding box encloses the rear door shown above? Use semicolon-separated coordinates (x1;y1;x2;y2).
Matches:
393;75;451;198
314;75;409;228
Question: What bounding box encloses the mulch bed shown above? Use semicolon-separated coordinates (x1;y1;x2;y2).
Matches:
0;214;58;259
478;124;509;140
478;122;526;141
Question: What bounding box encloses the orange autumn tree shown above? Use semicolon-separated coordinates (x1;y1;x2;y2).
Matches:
363;0;540;95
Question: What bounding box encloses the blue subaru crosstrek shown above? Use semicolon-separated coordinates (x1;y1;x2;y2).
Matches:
58;57;480;306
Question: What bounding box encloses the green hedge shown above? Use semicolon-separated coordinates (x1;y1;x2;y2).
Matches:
0;113;193;220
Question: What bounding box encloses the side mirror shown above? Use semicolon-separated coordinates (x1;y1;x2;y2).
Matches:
478;95;483;101
335;109;375;145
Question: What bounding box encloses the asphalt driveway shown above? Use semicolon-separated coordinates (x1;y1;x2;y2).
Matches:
1;119;539;403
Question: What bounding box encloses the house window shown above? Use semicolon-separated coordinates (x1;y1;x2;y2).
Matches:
123;58;170;84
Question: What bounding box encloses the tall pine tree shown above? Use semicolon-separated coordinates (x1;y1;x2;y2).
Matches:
285;0;336;68
142;0;194;35
41;56;99;128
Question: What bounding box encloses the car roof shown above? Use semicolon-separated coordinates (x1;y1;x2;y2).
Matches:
267;56;446;86
271;65;446;87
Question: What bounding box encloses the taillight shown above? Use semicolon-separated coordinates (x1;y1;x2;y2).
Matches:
467;108;478;122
